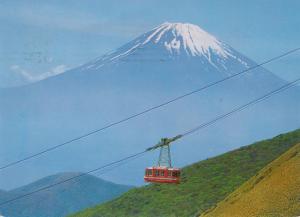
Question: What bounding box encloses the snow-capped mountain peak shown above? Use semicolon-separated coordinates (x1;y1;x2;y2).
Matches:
142;22;230;58
83;22;248;70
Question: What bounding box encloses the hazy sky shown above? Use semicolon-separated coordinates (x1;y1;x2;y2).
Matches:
0;0;299;86
0;0;299;190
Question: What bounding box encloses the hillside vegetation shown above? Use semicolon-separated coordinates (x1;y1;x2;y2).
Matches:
201;143;300;217
69;129;300;217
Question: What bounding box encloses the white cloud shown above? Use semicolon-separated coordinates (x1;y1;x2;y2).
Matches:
50;65;69;75
10;64;70;82
10;65;34;81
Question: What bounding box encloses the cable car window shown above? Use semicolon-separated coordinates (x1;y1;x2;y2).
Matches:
172;171;178;177
160;170;165;176
148;170;152;176
168;171;172;177
155;170;159;176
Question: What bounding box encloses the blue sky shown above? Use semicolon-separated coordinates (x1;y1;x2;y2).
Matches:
0;0;299;86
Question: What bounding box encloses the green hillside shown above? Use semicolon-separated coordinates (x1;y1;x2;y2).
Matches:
69;129;300;217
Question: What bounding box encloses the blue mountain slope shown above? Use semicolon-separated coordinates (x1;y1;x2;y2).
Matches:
0;190;10;203
0;173;132;217
0;22;299;189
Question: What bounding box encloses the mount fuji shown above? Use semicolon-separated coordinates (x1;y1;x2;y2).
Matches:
0;22;299;188
81;22;249;71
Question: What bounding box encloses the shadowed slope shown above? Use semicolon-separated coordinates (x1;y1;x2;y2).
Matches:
0;173;132;217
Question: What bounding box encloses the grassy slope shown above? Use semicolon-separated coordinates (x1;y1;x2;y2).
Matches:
201;143;300;217
69;129;300;217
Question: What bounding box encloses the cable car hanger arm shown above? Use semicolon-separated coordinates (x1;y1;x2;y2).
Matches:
146;134;183;151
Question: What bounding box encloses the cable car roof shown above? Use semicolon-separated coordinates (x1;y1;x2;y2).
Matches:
145;166;180;170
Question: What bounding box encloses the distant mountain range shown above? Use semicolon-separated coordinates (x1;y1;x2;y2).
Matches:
0;22;299;189
0;172;132;217
69;129;300;217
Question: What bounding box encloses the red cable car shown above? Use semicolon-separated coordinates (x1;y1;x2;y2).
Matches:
144;135;182;184
144;166;180;184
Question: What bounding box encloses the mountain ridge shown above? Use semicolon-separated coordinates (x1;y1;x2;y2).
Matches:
0;172;132;217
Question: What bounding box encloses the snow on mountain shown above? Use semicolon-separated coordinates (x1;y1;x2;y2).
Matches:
81;22;248;71
145;22;230;57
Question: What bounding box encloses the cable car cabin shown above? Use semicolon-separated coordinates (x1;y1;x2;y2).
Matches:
144;166;180;184
145;135;182;184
